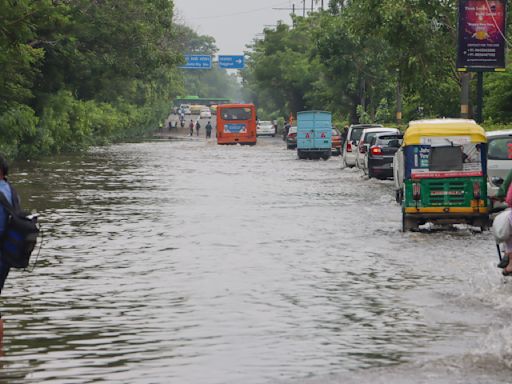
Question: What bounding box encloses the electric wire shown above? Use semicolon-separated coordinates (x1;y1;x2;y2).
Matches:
188;1;291;21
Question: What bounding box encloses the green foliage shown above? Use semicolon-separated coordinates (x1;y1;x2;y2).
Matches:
0;0;199;159
243;1;512;126
484;54;512;123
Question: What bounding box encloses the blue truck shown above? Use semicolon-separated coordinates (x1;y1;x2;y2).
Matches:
297;111;332;160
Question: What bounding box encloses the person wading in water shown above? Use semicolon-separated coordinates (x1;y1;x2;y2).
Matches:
0;155;16;348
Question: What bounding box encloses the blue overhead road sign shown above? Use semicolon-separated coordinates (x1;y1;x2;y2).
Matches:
218;55;245;69
181;55;212;69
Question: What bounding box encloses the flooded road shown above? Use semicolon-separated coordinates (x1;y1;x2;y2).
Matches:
1;136;511;383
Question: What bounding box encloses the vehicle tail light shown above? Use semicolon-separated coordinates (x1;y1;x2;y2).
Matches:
346;142;352;152
370;146;382;155
413;183;421;200
473;182;481;200
290;133;296;138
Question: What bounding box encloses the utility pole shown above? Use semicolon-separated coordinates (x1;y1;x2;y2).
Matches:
303;0;306;17
311;0;314;12
396;69;402;125
321;0;324;10
476;72;484;123
460;72;470;119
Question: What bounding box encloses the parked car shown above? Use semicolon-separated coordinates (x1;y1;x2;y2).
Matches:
200;108;212;119
486;130;512;211
363;132;403;179
331;128;342;155
286;126;298;149
256;120;276;137
355;127;399;169
342;124;383;167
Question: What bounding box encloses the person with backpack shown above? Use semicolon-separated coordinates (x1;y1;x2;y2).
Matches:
0;155;39;346
205;121;213;138
195;120;201;137
0;155;16;345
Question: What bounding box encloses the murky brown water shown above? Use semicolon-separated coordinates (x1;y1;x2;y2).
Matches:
1;135;511;383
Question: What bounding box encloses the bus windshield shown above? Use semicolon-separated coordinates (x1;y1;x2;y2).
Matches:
221;107;252;121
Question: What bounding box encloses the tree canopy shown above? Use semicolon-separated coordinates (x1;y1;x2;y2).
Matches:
242;0;512;125
0;0;240;158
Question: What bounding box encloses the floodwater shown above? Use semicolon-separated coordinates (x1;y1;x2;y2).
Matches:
1;135;511;384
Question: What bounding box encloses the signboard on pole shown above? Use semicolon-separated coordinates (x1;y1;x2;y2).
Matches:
457;0;507;72
218;55;245;69
180;55;212;69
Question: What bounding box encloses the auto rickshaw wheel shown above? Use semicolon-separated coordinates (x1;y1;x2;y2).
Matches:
402;212;417;232
473;216;490;232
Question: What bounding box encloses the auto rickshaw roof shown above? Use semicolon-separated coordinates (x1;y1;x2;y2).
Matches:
404;119;487;145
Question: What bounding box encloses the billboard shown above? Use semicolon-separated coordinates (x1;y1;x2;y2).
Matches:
457;0;507;71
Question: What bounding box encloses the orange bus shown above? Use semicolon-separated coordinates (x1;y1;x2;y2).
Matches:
216;104;257;145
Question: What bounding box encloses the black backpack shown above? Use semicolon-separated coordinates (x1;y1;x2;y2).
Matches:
0;186;39;269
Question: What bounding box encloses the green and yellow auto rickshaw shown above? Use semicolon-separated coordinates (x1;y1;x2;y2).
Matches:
394;119;488;231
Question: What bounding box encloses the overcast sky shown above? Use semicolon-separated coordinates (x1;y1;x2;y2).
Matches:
173;0;300;55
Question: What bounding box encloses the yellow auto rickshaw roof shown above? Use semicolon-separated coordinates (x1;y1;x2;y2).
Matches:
403;119;487;145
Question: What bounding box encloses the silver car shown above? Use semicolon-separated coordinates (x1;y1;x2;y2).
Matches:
487;130;512;210
342;124;383;167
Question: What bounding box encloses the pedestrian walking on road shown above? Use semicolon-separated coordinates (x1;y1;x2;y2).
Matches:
189;120;194;136
205;121;212;138
195;120;201;137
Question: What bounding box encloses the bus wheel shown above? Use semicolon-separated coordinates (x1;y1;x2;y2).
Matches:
298;150;306;160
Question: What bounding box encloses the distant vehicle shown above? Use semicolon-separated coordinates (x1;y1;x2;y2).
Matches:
286;126;297;149
200;108;212;119
297;111;332;160
210;105;218;115
256;120;276;137
180;104;191;115
363;132;403;179
342;124;383;167
216;104;257;145
190;104;203;114
355;127;399;169
486;130;512;211
331;128;342;156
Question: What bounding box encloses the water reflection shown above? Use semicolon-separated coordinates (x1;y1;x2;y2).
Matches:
0;139;508;383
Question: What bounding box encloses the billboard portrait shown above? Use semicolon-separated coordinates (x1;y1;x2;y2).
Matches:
457;0;507;71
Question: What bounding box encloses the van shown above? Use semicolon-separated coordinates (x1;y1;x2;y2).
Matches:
297;111;332;160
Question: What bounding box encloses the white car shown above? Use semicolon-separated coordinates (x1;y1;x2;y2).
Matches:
342;124;383;167
180;104;191;115
200;108;212;119
355;127;399;169
256;120;276;137
487;130;512;210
